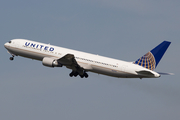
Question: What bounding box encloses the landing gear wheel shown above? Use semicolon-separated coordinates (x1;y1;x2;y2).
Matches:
69;72;73;77
80;75;84;78
74;72;78;77
84;73;88;78
69;71;88;78
69;71;79;77
10;57;14;61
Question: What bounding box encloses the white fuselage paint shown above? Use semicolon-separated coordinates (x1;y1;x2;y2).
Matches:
4;39;160;78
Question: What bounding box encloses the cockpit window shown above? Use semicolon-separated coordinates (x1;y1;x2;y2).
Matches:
8;41;11;43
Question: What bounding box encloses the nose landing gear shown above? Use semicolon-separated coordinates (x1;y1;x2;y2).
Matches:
9;55;14;61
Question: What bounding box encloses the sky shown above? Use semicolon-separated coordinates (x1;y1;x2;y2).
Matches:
0;0;180;120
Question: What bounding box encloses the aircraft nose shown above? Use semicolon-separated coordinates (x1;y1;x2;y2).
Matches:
4;42;8;48
4;41;12;49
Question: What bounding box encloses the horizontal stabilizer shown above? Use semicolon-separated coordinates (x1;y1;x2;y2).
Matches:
157;72;174;75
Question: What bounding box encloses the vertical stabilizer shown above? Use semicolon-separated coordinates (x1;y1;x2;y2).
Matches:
134;41;171;70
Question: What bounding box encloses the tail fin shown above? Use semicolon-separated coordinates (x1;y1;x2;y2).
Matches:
133;41;171;70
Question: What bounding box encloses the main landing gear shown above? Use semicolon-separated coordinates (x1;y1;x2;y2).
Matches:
69;71;89;78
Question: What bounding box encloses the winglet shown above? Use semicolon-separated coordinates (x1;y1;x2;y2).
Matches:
134;41;171;70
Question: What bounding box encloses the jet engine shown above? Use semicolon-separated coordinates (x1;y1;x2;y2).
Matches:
42;57;62;67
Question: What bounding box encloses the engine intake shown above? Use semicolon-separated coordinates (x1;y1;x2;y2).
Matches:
42;57;62;67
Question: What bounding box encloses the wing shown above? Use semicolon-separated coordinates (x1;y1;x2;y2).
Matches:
57;54;84;75
58;54;77;66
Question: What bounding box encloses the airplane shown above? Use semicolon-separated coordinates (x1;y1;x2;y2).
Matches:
4;39;172;79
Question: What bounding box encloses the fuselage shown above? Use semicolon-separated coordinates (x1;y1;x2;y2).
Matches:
4;39;160;78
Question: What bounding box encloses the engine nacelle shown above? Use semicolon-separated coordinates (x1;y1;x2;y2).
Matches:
42;57;62;67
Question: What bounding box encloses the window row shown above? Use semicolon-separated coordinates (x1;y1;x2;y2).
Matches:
75;57;118;68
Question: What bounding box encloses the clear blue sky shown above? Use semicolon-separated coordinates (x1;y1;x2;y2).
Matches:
1;0;180;120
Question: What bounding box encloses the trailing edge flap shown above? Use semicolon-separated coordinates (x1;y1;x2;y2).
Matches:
136;70;155;76
57;54;83;71
58;54;78;66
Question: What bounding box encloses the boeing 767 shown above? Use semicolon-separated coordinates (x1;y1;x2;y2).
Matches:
4;39;172;78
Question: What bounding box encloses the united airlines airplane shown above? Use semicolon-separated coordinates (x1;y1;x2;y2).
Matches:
4;39;172;78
